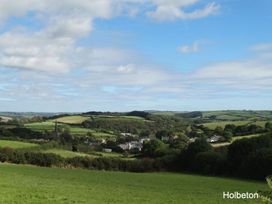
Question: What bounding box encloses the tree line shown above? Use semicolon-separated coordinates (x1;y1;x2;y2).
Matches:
0;132;271;180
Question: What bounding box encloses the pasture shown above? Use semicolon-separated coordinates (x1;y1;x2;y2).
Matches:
0;116;12;122
202;110;272;120
41;149;91;158
24;121;115;138
202;120;268;129
53;115;90;124
232;134;261;142
0;140;39;149
0;164;267;204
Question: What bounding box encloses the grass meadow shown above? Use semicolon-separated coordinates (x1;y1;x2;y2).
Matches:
0;140;39;149
202;120;268;129
24;121;114;138
53;116;90;124
0;163;268;204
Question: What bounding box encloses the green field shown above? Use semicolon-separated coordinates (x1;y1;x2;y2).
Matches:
41;149;133;160
0;164;267;204
202;110;272;120
90;115;145;120
24;121;115;138
212;134;262;148
24;121;56;131
0;140;39;149
202;120;268;129
42;149;91;158
232;134;261;142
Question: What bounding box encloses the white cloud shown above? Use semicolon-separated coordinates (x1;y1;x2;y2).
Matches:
116;64;136;74
147;1;220;21
0;0;228;111
178;41;200;54
192;45;272;90
0;1;220;74
45;15;93;38
0;0;114;22
251;43;272;52
0;31;73;73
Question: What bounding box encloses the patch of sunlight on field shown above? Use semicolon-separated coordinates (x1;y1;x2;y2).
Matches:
0;140;39;149
42;149;91;158
54;115;90;124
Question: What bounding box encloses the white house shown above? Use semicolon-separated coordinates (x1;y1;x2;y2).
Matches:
189;137;198;143
207;135;223;143
161;136;170;142
119;141;143;151
129;141;143;151
103;148;112;153
120;133;133;137
140;138;150;144
119;143;130;150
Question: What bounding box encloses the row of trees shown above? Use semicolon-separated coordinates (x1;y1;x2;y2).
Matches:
0;147;172;172
82;114;188;135
139;132;272;180
178;133;272;179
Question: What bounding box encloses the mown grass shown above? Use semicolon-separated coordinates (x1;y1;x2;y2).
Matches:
0;163;268;204
0;140;39;149
53;115;90;124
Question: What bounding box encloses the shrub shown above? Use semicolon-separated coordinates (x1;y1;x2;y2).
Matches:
228;134;272;170
239;148;272;179
194;151;227;175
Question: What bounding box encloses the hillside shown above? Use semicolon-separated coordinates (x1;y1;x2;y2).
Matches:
0;164;268;204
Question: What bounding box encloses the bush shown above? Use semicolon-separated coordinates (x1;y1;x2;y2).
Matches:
228;134;272;169
180;138;212;170
239;148;272;179
24;152;63;167
0;153;8;162
142;139;168;157
194;151;227;175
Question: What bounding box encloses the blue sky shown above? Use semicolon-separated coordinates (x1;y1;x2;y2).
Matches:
0;0;272;112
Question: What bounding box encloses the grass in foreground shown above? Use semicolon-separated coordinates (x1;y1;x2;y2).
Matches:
0;140;39;149
0;163;268;204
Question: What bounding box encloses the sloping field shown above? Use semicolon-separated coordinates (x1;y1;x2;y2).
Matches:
41;149;91;158
0;164;268;204
54;115;90;124
0;116;12;122
202;120;268;129
0;140;39;149
24;121;114;138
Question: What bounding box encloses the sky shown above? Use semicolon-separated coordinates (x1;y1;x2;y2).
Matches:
0;0;272;112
